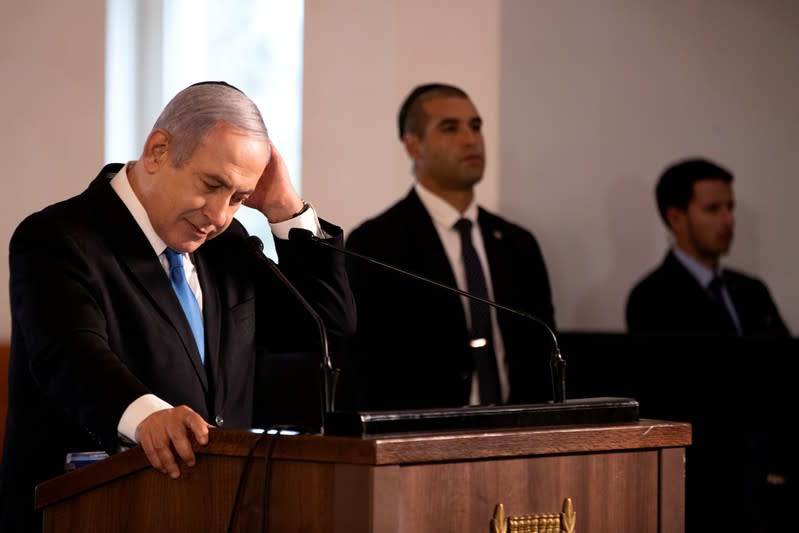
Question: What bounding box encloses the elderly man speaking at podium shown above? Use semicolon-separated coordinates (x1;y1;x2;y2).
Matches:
0;81;355;531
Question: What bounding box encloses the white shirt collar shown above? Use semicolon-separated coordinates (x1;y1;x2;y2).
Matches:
671;247;720;287
414;182;479;230
110;163;169;256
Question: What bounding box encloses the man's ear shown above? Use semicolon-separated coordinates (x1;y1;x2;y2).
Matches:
666;206;685;233
142;129;170;173
402;133;422;160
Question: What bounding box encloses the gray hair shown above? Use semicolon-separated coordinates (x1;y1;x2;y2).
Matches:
152;82;269;167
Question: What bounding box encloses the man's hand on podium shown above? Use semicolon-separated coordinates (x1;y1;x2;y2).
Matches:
135;405;213;479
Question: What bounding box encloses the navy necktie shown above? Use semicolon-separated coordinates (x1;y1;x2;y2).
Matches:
707;274;739;335
164;248;205;362
454;218;501;405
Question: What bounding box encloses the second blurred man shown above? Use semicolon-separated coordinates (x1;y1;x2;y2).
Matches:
344;83;556;410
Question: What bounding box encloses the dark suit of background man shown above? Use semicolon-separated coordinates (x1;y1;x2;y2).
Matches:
625;157;792;533
626;157;789;337
344;83;556;411
0;81;356;531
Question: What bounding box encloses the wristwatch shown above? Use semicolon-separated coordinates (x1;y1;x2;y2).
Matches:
292;200;310;218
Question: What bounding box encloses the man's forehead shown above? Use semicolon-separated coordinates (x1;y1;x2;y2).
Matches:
693;178;732;191
423;96;478;117
423;97;480;127
691;179;733;201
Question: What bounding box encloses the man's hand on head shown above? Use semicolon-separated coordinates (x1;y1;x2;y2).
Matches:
243;141;304;223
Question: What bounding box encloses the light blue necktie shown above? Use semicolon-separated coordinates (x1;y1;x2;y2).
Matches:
164;248;205;362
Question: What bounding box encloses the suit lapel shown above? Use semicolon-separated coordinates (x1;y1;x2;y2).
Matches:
403;190;459;287
395;190;467;337
478;210;509;304
723;270;751;333
195;251;221;386
86;169;209;390
663;251;734;332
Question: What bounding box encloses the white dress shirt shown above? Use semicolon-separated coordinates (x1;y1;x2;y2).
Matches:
414;183;510;404
110;163;321;442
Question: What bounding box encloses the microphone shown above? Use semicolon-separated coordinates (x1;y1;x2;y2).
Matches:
245;235;340;428
288;228;566;404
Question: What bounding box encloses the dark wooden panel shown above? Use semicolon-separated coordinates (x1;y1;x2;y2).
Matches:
36;421;690;510
660;447;687;533
384;451;661;532
43;455;265;532
38;422;689;533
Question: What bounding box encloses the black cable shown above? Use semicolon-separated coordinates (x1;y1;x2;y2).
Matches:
260;431;281;533
225;431;268;533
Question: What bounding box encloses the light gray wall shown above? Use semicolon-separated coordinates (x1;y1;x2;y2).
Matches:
497;0;799;330
1;0;796;342
302;0;501;225
0;0;106;341
306;0;799;334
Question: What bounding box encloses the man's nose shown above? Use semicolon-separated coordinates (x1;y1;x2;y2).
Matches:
461;128;481;146
203;194;229;228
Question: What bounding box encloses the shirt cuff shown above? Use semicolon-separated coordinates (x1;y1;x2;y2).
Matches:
117;394;173;443
270;203;324;240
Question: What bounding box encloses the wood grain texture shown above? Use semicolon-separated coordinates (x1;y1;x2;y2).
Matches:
36;420;690;509
659;447;687;532
37;420;690;533
368;419;690;464
387;451;660;532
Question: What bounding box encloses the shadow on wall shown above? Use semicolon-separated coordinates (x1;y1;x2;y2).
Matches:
726;201;761;275
574;174;661;328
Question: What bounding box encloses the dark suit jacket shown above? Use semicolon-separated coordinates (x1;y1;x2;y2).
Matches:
343;189;556;410
626;250;790;337
0;164;355;531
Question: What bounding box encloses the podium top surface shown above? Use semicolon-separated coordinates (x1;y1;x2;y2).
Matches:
35;419;690;511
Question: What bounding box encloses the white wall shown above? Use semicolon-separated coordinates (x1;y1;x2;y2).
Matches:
302;0;500;226
304;0;799;333
498;0;799;331
0;0;797;340
0;0;106;341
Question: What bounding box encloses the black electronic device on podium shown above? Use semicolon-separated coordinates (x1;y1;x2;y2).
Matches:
282;228;639;437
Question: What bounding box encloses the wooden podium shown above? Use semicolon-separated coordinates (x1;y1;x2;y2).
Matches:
35;420;690;532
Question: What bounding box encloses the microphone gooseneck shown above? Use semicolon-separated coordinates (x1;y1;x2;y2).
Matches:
246;235;340;428
288;228;566;403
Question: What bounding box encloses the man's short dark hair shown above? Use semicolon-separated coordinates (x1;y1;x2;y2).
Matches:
655;158;734;226
397;83;470;139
